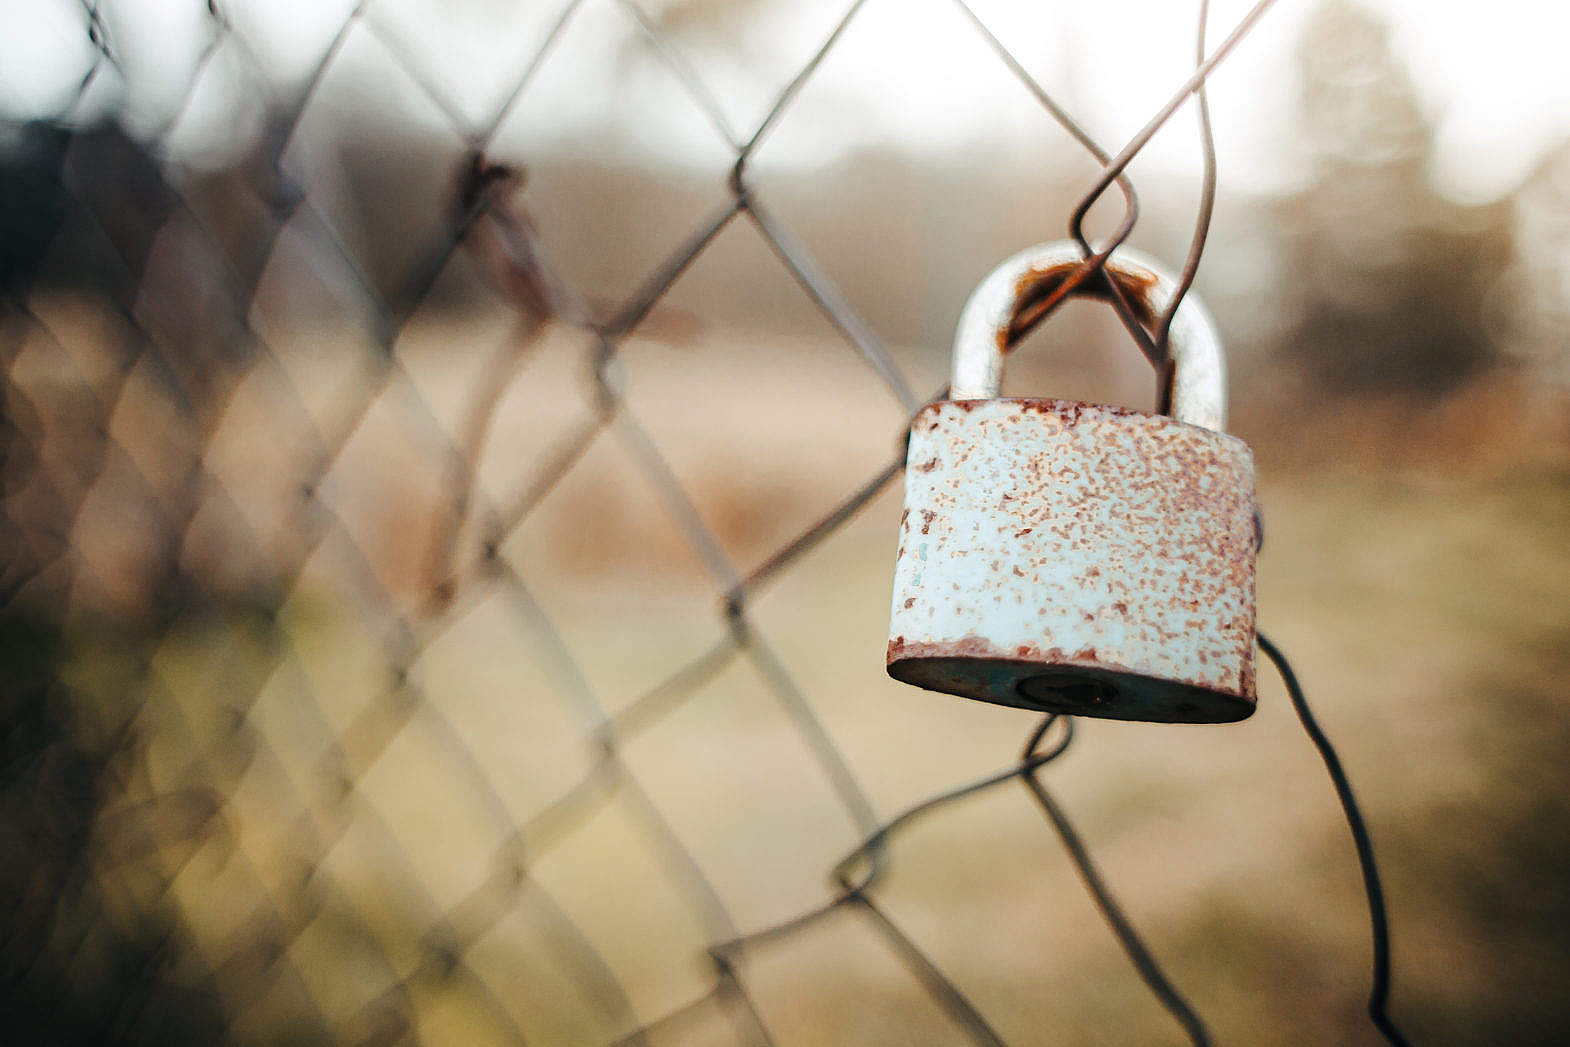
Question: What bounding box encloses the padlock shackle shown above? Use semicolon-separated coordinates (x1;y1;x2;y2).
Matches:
950;242;1228;432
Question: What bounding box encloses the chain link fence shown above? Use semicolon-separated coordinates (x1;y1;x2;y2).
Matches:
2;1;1416;1044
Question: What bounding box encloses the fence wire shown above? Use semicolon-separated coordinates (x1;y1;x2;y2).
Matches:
1;0;1409;1044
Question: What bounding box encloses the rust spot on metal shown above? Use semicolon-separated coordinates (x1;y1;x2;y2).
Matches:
888;634;1107;667
912;403;945;431
999;258;1160;353
888;634;1010;662
919;509;936;535
456;148;528;217
916;457;940;473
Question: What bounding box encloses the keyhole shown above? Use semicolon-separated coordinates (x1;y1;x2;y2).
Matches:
1017;671;1119;710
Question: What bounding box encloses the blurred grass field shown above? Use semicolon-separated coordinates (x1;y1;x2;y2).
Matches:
21;300;1570;1045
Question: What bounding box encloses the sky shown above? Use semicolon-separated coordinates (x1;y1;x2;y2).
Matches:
1;0;1565;204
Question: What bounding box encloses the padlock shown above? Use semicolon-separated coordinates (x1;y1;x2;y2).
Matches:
886;242;1258;723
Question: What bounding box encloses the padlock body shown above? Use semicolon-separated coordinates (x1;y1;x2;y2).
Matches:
887;398;1257;723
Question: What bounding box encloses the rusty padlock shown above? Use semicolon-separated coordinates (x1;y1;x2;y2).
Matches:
886;242;1258;723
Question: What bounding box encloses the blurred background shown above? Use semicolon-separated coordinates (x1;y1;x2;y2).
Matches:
3;0;1569;1043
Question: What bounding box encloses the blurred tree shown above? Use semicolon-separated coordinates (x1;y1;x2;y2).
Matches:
0;123;73;307
613;0;775;102
1271;0;1513;396
1507;142;1570;391
0;612;230;1045
626;0;772;58
1;120;270;618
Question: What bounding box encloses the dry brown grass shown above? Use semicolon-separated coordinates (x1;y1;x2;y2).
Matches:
19;300;1570;1043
